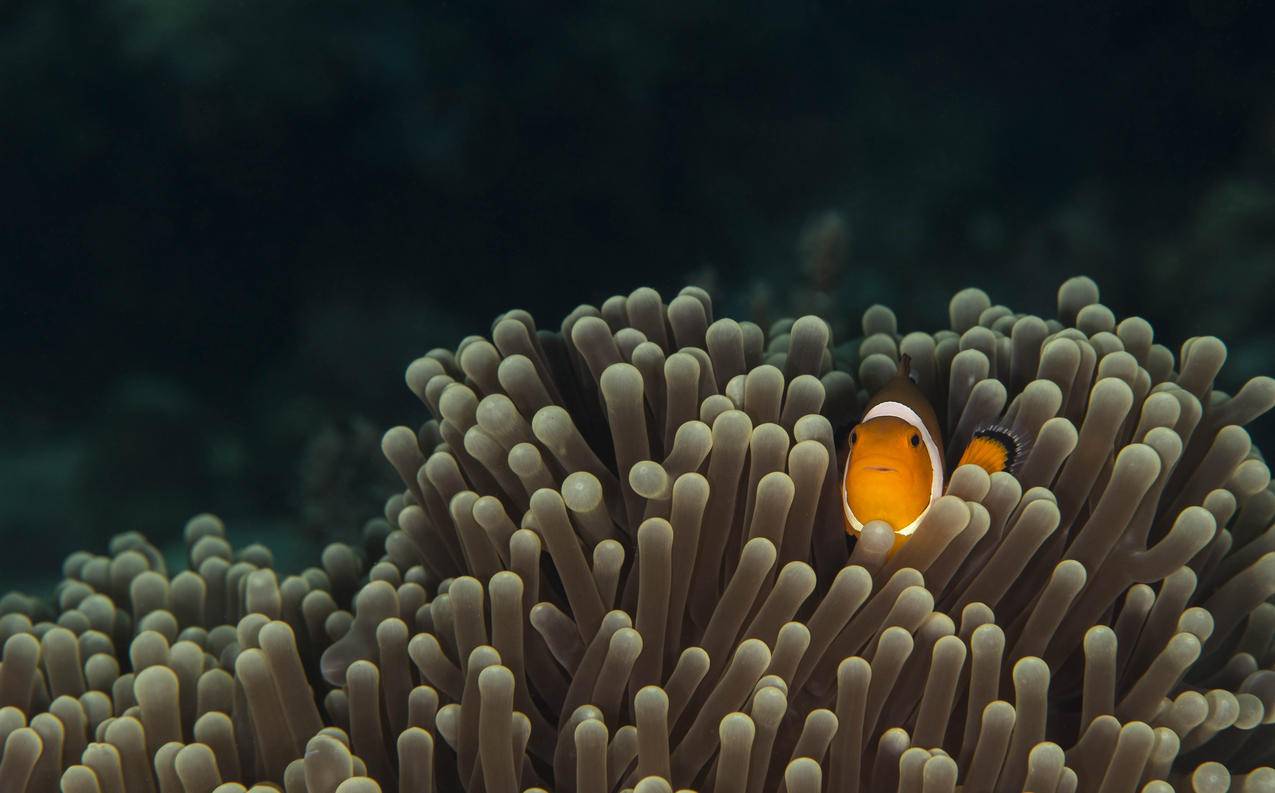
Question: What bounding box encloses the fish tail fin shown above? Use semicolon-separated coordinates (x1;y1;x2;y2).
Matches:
957;424;1032;476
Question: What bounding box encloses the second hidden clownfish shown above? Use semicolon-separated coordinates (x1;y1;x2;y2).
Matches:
841;353;1030;541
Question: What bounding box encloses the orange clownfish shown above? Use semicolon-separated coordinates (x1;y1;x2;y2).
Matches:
841;354;1028;540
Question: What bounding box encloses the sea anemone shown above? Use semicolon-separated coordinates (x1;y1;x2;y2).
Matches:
4;276;1275;793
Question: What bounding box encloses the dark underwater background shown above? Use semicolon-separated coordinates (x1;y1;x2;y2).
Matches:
3;1;1274;592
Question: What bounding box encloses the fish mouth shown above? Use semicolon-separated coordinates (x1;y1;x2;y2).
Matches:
864;465;896;473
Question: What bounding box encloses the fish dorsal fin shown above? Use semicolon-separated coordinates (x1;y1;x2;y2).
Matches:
896;353;912;379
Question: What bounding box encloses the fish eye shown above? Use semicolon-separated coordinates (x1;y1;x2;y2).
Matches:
910;433;920;447
850;431;858;445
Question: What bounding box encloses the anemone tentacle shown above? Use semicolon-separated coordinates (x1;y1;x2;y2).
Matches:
4;276;1275;793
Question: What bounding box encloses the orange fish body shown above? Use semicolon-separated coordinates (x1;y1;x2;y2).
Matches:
841;355;1025;541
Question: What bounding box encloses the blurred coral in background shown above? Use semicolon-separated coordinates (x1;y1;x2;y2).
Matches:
2;0;1273;585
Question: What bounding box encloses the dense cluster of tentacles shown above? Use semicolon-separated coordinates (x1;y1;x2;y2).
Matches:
3;276;1275;793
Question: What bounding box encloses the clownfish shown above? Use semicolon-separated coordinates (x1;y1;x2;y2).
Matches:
841;354;1028;541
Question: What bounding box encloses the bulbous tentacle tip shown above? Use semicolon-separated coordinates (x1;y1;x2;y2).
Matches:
7;277;1275;793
